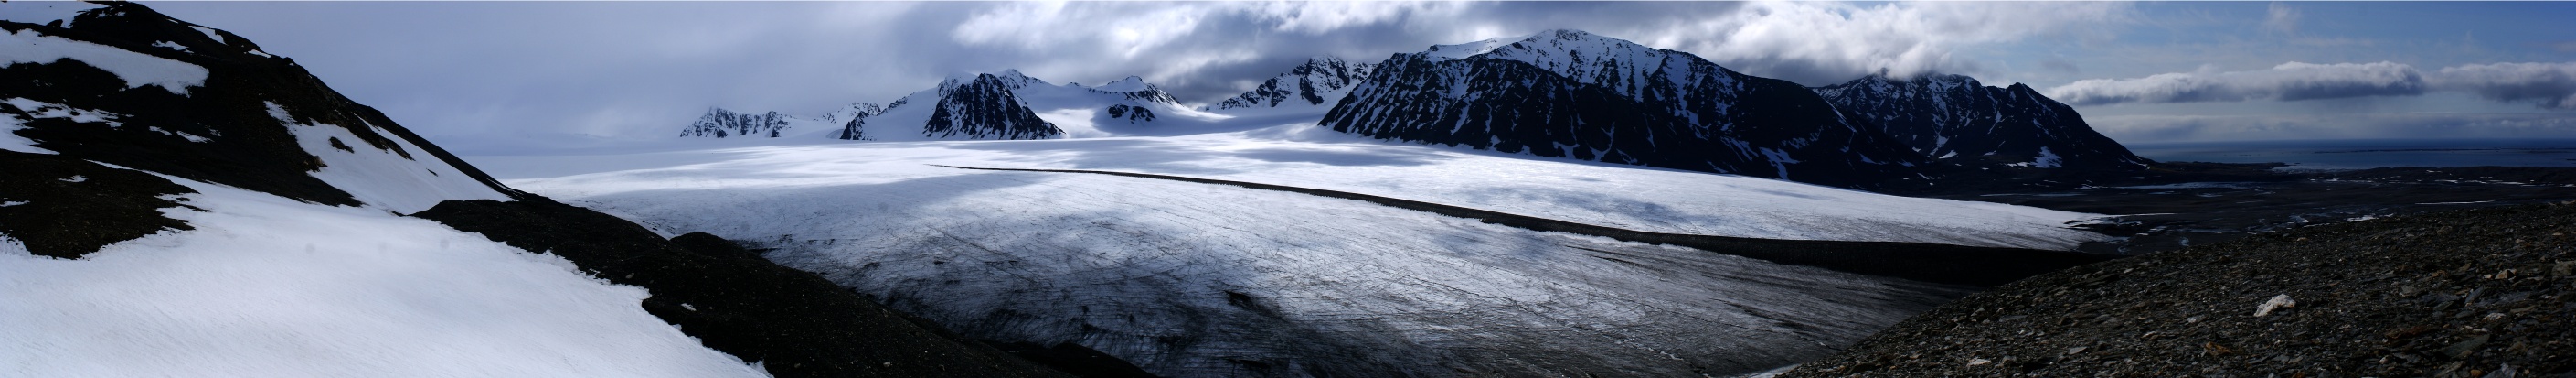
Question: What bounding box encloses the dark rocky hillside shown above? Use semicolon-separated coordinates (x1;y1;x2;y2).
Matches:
1322;30;1924;188
1782;201;2576;377
1815;73;2152;170
416;200;1076;378
920;73;1061;140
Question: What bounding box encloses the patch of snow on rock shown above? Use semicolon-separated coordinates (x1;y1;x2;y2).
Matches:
1;29;208;95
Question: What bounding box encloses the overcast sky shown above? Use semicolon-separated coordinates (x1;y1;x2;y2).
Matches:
145;1;2576;154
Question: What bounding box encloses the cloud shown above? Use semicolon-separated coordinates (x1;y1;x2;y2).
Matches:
941;1;2135;97
2092;113;2576;143
2432;62;2576;109
1623;1;2133;85
2047;62;2427;105
2051;61;2576;109
2262;3;2300;35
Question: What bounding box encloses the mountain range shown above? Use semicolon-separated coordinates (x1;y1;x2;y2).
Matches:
688;29;2154;189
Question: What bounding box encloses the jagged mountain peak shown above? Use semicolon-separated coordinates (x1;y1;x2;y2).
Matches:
1204;56;1380;111
680;107;793;138
1094;75;1150;92
1423;28;1656;63
1423;36;1517;61
940;70;1050;92
1820;72;1989;101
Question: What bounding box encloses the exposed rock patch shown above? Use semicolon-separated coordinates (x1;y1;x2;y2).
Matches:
0;150;196;258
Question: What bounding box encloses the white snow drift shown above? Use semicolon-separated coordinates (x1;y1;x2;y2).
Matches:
1;28;208;95
0;177;766;378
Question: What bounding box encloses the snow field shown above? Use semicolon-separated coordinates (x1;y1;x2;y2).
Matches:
496;128;2109;251
516;158;1971;376
0;176;766;378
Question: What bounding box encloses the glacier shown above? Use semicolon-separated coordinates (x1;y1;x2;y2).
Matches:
485;126;2113;377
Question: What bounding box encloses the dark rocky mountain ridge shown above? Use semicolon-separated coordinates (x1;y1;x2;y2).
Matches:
1321;29;1927;188
1815;73;2153;170
916;72;1062;140
1318;30;2156;189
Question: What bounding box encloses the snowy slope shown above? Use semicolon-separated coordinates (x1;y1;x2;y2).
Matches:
264;102;511;213
0;175;767;378
492;127;2112;376
0;7;760;376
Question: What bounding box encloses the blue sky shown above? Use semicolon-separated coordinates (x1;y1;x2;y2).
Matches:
143;1;2576;153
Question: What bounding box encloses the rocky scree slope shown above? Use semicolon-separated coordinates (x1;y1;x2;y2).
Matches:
1782;201;2576;377
0;3;1070;377
1815;73;2152;170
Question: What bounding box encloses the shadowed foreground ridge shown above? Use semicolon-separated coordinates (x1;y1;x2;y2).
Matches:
1783;201;2576;377
414;199;1075;378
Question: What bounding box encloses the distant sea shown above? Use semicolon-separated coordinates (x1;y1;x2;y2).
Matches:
2127;138;2576;170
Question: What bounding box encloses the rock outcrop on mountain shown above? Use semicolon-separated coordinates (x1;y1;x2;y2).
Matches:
1320;29;1923;187
1205;57;1378;112
1815;73;2152;169
696;70;1207;141
0;4;1070;377
680;108;793;138
918;73;1061;140
834;103;886;140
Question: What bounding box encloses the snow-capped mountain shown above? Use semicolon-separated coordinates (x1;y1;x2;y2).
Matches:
974;70;1198;137
678;108;792;138
691;70;1216;141
914;72;1061;140
832;103;886;140
1203;57;1378;112
679;103;876;139
1814;73;2153;169
1320;29;1925;187
1;4;1066;377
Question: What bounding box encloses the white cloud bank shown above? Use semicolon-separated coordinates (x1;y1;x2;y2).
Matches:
2049;61;2576;109
2435;62;2576;109
2092;113;2576;143
1629;1;2132;84
947;1;2134;94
